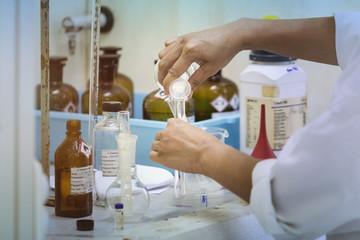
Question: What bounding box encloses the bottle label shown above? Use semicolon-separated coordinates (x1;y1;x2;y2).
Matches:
63;101;77;113
245;96;307;151
71;165;92;194
211;110;239;119
102;149;119;177
79;142;91;159
210;95;228;112
229;94;240;110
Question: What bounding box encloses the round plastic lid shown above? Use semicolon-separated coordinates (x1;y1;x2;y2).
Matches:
249;50;296;62
115;203;124;209
76;219;94;231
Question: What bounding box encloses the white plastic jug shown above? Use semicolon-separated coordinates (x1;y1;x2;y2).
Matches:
239;50;307;156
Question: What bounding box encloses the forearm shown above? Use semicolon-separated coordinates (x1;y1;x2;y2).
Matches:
236;17;337;65
198;142;261;202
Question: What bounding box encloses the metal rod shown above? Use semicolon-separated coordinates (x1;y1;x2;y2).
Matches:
40;0;50;179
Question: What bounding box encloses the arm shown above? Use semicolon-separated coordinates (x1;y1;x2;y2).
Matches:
149;118;261;202
158;17;336;94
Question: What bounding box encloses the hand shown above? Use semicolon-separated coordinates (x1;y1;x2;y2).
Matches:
149;118;221;174
157;20;244;94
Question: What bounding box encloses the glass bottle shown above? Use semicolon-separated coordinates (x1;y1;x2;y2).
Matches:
192;70;239;121
36;56;79;112
142;88;195;122
55;119;92;218
93;101;122;207
143;60;195;122
81;55;131;115
106;111;149;222
100;46;134;116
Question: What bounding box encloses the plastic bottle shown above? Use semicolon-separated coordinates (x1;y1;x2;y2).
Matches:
81;55;131;115
93;101;122;207
36;56;79;112
239;50;307;156
100;47;134;116
55;119;92;218
192;70;239;121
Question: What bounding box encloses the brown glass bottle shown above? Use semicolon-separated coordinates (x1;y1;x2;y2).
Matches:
100;46;134;115
81;55;131;115
55;119;92;218
36;57;79;112
142;88;195;122
192;70;239;121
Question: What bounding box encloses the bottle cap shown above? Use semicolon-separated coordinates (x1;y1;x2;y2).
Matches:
100;46;122;54
102;101;122;112
66;119;81;130
76;219;94;231
249;50;296;62
115;203;124;209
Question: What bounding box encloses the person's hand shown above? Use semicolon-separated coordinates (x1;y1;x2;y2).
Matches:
149;118;221;173
157;20;244;94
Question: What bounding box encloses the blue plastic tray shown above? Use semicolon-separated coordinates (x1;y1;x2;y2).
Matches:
35;93;240;172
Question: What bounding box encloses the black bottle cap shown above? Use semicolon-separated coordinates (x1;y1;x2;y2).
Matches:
76;219;94;231
100;46;122;54
50;56;67;65
102;101;122;112
249;50;296;62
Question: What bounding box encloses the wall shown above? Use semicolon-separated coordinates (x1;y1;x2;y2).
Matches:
49;0;360;122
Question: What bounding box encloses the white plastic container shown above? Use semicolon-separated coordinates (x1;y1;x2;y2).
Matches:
239;50;307;156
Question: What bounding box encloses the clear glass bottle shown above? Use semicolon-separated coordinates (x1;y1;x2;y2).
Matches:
55;119;92;218
106;111;149;222
93;101;122;207
100;46;134;116
192;70;239;121
36;56;79;112
81;55;131;115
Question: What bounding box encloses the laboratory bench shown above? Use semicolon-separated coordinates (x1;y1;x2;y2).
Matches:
46;186;274;240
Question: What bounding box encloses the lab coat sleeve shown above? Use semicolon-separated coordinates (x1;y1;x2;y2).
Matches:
250;12;360;239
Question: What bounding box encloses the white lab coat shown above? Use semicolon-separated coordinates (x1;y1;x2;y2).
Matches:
250;12;360;240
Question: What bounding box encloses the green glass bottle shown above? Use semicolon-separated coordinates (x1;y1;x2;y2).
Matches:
193;70;239;121
143;89;194;122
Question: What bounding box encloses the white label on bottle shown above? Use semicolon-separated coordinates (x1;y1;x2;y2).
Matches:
229;94;239;110
245;96;307;151
71;165;92;194
79;142;91;159
102;149;118;177
211;110;239;119
154;89;168;99
210;95;228;112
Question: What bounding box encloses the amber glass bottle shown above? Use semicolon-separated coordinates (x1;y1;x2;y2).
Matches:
81;55;131;115
100;46;134;115
55;119;92;218
36;57;79;112
192;70;239;121
142;88;195;122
